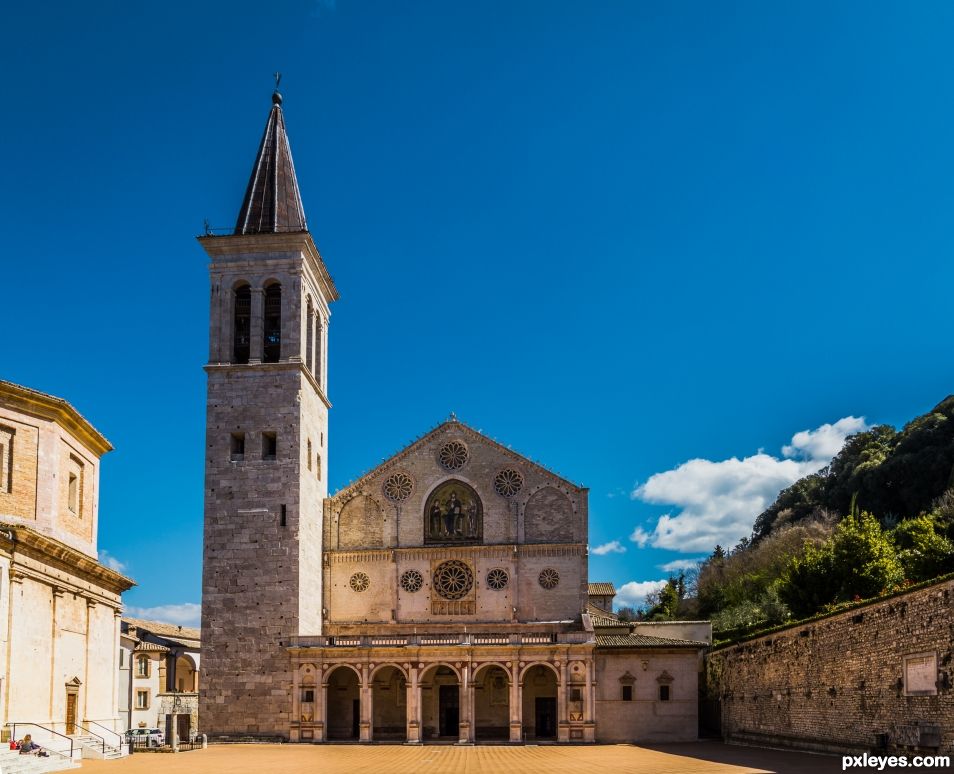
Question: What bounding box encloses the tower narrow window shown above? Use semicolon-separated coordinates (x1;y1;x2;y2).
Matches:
68;473;78;513
233;285;251;364
307;439;312;471
315;317;323;388
262;432;277;461
316;452;321;481
230;432;245;461
263;283;282;363
66;454;84;517
305;297;314;373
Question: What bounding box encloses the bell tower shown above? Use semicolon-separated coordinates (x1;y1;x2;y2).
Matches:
198;86;338;738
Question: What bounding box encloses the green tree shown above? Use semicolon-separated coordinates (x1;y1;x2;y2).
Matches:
779;511;902;618
644;574;684;621
892;514;954;582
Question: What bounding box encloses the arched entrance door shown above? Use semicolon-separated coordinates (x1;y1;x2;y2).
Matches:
420;665;460;741
325;666;361;740
522;664;558;740
371;666;407;741
473;665;510;741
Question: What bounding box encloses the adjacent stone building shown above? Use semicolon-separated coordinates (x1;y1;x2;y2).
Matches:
0;379;134;754
119;618;200;740
199;89;708;744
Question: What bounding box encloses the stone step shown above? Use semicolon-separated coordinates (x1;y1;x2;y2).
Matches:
0;749;79;774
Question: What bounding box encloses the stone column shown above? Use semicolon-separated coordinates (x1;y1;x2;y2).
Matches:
285;277;300;363
290;663;301;743
584;658;597;742
359;664;371;742
557;662;569;743
509;665;522;743
458;665;473;743
249;288;264;363
406;666;421;743
316;673;327;743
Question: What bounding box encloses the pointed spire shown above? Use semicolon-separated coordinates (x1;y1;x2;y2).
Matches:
234;84;308;235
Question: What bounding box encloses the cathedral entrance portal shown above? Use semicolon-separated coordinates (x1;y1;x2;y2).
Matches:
326;666;361;740
439;685;459;737
473;665;510;740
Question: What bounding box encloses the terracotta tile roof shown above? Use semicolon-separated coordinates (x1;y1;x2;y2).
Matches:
586;604;629;628
595;634;708;649
123;617;200;643
588;582;616;596
134;641;170;653
234;91;308;235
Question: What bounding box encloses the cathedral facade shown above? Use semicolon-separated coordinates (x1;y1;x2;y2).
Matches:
199;89;707;745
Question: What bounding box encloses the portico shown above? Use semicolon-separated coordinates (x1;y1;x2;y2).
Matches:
288;636;596;744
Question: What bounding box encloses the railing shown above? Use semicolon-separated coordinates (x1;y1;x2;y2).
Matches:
73;722;106;755
6;722;74;760
85;719;124;749
288;631;595;648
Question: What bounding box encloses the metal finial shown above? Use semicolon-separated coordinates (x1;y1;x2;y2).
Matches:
272;72;283;105
274;72;282;89
449;411;457;422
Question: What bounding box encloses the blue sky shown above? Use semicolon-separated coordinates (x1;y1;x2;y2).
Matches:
3;1;954;624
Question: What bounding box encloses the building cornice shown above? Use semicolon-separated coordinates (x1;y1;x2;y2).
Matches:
198;231;339;304
0;380;112;456
0;522;135;594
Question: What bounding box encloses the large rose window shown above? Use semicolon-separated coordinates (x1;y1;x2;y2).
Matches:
433;560;474;600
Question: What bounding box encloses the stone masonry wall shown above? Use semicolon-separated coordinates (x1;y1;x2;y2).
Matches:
706;578;954;755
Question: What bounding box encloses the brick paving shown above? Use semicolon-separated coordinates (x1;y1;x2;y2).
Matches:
78;742;851;774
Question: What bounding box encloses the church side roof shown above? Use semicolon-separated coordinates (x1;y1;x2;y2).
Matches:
234;90;307;235
586;602;630;629
596;633;708;649
330;416;586;502
123;617;200;644
588;582;616;596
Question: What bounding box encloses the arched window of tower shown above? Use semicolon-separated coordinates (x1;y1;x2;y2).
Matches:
263;282;282;363
233;284;251;364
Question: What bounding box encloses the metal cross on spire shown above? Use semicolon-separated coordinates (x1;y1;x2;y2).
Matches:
274;72;282;90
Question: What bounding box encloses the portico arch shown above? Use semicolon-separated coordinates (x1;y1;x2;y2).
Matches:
419;663;461;741
473;663;511;740
325;664;361;740
371;665;407;741
521;663;559;740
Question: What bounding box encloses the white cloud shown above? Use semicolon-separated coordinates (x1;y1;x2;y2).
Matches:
98;550;127;574
629;526;651;547
615;580;668;609
658;558;705;573
125;603;201;628
782;416;868;460
591;540;626;555
631;416;868;553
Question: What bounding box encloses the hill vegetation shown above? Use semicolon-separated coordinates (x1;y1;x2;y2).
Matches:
632;396;954;634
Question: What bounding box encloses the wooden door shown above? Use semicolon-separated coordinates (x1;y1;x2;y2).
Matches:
439;685;459;737
65;693;77;735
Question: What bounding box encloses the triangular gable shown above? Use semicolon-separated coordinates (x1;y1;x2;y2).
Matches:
330;416;585;504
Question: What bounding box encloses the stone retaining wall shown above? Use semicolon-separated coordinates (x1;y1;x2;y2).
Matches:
705;578;954;755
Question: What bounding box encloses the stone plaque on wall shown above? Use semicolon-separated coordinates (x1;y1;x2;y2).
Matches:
903;652;937;696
